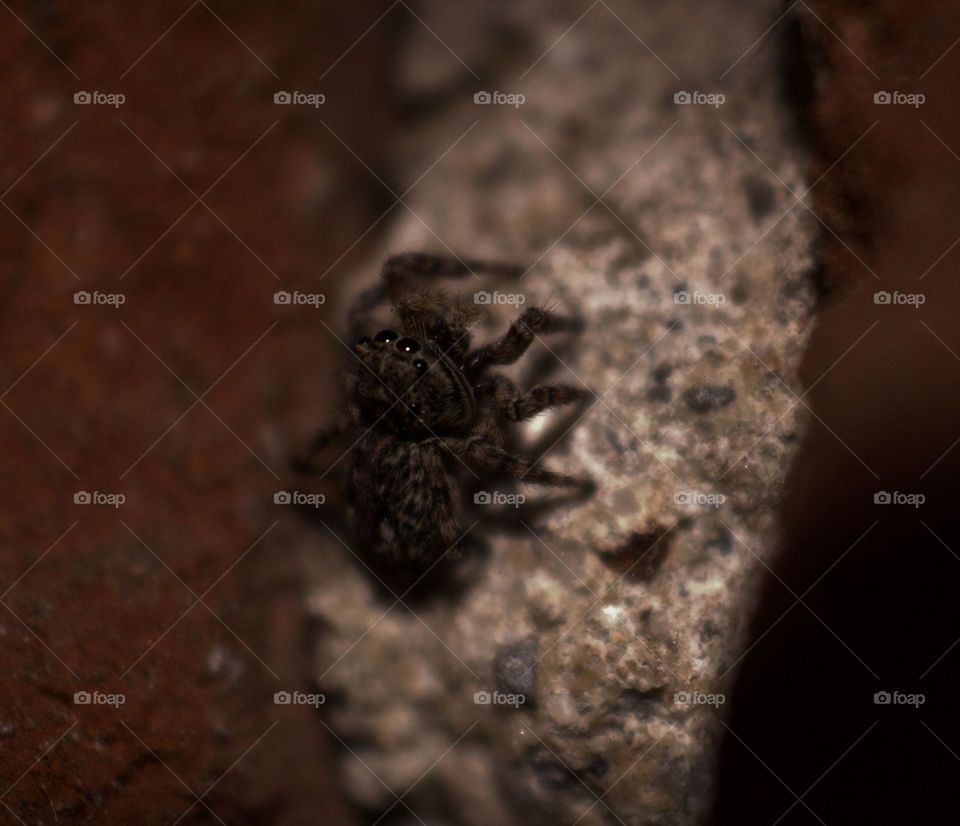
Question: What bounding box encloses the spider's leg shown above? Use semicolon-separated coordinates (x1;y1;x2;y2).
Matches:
464;307;581;378
471;487;594;530
478;375;592;421
383;252;524;285
431;489;467;559
292;405;362;474
348;253;521;343
385;253;523;362
439;437;592;490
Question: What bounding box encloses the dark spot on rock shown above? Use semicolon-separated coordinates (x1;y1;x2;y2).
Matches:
636;273;650;288
611;687;666;719
605;426;627;455
600;527;674;582
610;248;650;275
653;363;673;384
647;385;671;402
529;751;606;793
648;364;673;401
584;755;608;778
705;526;732;555
672;282;688;296
743;175;777;220
731;280;750;304
683;384;736;413
666;318;682;331
700;619;721;640
530;756;587;793
494;637;538;706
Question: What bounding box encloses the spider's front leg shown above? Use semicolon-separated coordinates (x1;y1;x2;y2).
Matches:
347;252;523;341
382;252;524;286
292;405;362;474
478;375;592;421
464;307;581;378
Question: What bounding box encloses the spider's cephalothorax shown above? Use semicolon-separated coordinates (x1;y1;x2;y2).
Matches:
353;328;476;439
295;252;593;579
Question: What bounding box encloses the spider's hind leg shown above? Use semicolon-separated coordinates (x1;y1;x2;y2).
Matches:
441;438;593;491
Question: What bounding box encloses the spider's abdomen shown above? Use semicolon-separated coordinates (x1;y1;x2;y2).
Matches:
347;432;461;568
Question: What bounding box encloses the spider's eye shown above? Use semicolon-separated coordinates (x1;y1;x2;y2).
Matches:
408;402;421;417
357;336;372;346
375;329;398;343
413;359;428;373
396;337;420;353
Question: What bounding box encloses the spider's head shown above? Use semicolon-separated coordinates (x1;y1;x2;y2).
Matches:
352;329;477;438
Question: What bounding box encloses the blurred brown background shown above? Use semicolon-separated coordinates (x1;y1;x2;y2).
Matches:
0;1;401;822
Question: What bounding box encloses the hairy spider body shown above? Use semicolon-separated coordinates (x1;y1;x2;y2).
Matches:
348;433;462;568
295;252;593;578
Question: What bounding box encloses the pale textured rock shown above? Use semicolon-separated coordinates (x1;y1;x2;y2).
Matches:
307;1;816;823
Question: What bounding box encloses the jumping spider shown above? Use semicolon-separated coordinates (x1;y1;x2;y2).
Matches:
294;252;593;579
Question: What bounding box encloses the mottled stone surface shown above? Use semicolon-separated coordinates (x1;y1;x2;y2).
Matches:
306;1;817;823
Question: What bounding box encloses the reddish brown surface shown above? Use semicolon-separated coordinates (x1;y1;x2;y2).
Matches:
793;0;960;520
713;3;960;822
0;2;399;822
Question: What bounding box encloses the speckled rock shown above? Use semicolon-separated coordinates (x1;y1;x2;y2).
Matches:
306;1;817;823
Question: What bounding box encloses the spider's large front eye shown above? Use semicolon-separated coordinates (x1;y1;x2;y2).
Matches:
396;337;420;353
375;329;398;343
